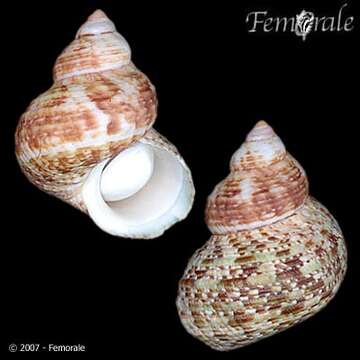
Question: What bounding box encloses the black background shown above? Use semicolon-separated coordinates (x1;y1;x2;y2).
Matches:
3;0;358;356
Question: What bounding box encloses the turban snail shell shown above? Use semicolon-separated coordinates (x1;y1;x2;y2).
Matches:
15;10;194;239
176;121;347;350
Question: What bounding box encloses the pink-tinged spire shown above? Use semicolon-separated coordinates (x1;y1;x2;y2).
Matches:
88;9;108;21
76;9;116;38
230;120;286;170
53;9;131;80
206;120;308;233
246;120;276;141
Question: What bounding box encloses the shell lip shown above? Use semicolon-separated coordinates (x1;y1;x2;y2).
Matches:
81;138;195;239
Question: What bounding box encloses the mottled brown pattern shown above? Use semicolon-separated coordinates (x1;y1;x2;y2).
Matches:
53;11;131;81
177;198;347;351
206;155;308;233
177;122;347;351
15;11;157;211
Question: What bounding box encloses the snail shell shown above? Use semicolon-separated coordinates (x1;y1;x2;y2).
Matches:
176;121;347;350
15;10;194;239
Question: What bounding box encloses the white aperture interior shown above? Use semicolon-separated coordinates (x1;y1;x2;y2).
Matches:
100;142;155;202
82;141;192;239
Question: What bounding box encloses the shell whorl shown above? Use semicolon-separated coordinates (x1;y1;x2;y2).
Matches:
177;121;346;350
54;10;131;81
177;197;347;351
15;10;157;210
206;121;309;233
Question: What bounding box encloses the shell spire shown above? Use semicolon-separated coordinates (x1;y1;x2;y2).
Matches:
53;9;131;80
76;9;116;37
230;120;286;170
206;121;309;233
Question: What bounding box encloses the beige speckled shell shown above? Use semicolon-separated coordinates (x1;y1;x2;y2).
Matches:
15;10;157;211
176;121;347;351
